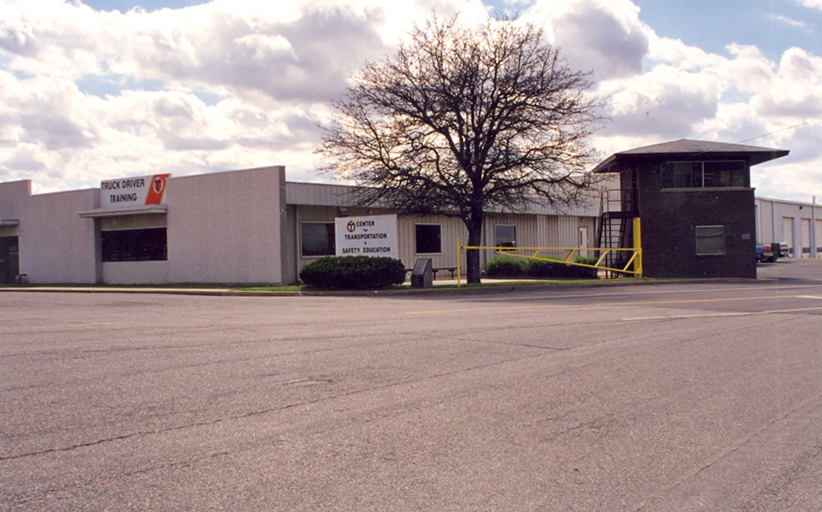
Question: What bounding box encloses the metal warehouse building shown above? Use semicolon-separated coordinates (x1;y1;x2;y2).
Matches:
0;165;600;285
756;197;822;259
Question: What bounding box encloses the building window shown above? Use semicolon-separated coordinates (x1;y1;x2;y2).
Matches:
415;224;441;254
495;225;516;248
662;161;701;188
662;161;746;189
703;161;746;187
301;222;335;257
102;228;167;262
695;225;725;256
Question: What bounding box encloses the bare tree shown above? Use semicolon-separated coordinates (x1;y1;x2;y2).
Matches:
319;15;604;283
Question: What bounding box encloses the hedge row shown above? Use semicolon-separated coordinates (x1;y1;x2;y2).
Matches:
299;256;406;290
485;255;599;279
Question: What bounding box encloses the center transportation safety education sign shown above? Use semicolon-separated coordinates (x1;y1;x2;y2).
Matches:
100;174;171;209
335;214;398;259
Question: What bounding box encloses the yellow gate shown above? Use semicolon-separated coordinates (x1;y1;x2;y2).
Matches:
456;219;642;285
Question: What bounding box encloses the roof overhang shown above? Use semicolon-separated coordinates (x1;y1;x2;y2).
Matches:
0;219;20;227
593;139;790;173
78;204;168;218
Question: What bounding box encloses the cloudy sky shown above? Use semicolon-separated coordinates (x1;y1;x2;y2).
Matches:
1;0;821;202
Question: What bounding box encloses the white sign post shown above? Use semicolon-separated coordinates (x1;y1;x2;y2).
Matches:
335;214;398;258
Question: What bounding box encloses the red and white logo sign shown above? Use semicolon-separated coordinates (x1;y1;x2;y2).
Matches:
145;174;170;205
100;173;171;209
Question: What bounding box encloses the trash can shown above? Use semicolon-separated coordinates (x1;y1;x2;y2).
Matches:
411;258;433;288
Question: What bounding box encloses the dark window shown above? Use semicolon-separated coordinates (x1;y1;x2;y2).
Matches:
495;225;516;248
662;162;701;188
703;161;746;187
102;228;167;262
662;160;747;189
695;225;725;255
0;236;19;284
415;224;441;254
300;222;336;257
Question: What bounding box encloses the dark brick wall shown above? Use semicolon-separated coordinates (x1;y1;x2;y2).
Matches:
624;159;757;279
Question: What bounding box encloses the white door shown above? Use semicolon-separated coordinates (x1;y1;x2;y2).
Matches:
801;218;811;258
782;217;794;257
579;227;589;257
816;220;822;258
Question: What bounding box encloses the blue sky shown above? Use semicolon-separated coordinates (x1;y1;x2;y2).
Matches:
2;0;821;201
81;0;202;10
632;0;822;58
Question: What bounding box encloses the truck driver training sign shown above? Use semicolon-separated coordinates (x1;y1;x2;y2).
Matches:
100;174;170;209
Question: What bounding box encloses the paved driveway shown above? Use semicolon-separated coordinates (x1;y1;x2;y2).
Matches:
2;259;822;511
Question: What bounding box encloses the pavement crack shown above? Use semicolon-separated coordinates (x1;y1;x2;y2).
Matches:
635;390;822;511
2;351;552;463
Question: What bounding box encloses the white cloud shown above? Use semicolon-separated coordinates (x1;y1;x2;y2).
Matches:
748;48;822;119
723;44;775;94
0;0;821;202
792;0;822;11
591;25;822;201
768;13;810;31
601;64;721;138
524;0;650;80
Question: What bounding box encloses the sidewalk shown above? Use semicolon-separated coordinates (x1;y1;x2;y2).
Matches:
0;276;659;297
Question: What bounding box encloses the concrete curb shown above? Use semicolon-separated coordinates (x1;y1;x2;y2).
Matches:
0;276;765;297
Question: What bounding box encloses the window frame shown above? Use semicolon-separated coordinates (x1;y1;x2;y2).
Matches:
495;224;517;248
415;223;442;255
661;160;747;190
101;227;168;262
300;221;336;258
695;225;726;256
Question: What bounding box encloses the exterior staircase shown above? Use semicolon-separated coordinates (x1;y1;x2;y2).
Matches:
597;190;637;278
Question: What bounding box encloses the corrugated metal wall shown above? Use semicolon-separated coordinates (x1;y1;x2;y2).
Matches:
286;182;602;281
397;215;467;271
755;197;822;258
289;206;599;279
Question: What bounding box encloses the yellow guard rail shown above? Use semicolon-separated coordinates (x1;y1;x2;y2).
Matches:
457;221;643;286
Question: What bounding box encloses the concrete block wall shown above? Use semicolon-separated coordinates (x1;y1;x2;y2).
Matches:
21;188;99;284
166;166;287;285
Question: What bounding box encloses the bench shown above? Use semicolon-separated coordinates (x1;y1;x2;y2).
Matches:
433;267;458;279
406;267;459;279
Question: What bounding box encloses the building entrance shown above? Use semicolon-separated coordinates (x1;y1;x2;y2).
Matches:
0;236;19;284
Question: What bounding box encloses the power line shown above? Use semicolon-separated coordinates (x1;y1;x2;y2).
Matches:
735;120;813;145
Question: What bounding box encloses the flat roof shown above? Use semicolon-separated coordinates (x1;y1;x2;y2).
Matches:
593;139;790;173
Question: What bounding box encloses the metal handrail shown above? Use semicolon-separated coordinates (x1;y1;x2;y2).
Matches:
456;241;642;286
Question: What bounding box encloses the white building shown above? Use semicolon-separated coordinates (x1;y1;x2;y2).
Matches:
0;166;600;285
756;197;822;258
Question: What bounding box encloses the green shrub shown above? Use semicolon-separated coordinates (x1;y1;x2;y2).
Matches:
486;255;598;279
527;256;598;278
572;257;599;278
484;256;528;277
299;256;406;290
524;257;564;278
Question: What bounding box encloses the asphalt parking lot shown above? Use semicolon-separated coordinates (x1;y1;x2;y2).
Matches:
2;259;822;511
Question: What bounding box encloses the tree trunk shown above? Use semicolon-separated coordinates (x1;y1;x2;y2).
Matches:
464;211;484;284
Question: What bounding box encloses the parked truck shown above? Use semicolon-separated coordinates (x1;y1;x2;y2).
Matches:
756;243;785;263
756;244;770;263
